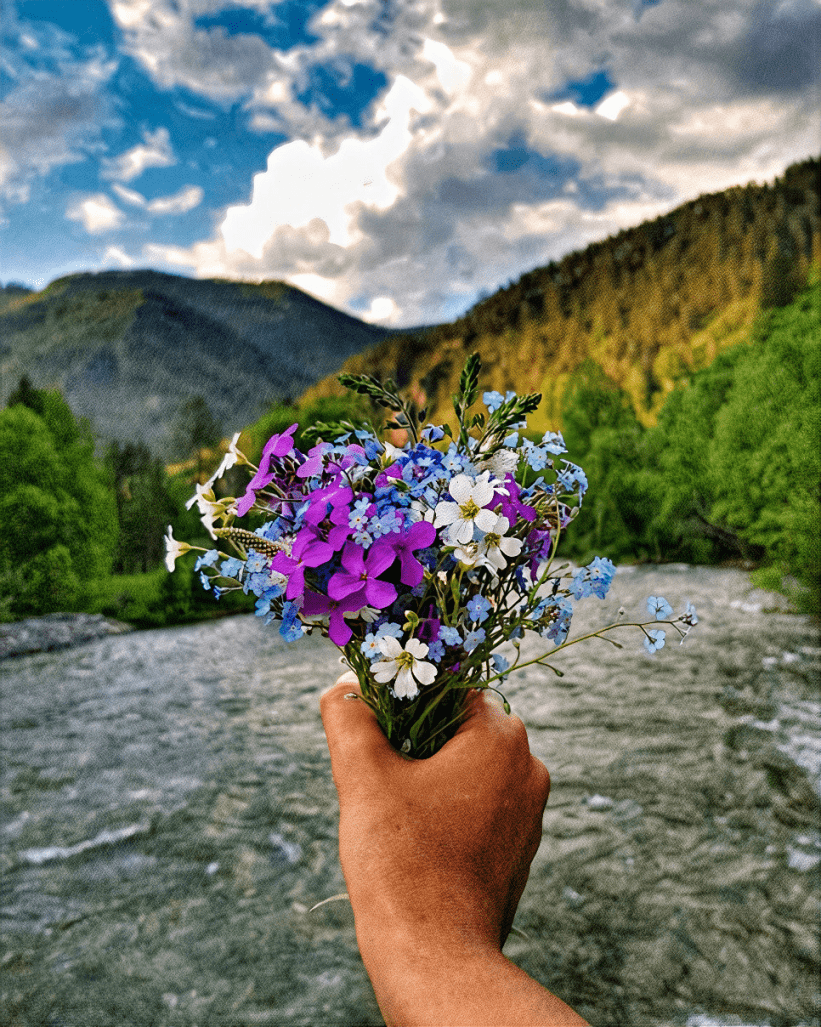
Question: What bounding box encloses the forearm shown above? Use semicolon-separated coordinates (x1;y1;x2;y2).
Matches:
356;918;590;1027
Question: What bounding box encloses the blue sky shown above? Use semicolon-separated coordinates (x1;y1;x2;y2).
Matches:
1;0;819;325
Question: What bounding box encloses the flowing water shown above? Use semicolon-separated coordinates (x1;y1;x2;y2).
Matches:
1;566;819;1026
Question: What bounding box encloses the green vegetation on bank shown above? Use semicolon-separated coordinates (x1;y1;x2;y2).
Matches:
555;274;820;613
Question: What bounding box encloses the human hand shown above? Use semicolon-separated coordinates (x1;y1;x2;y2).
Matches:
320;672;550;952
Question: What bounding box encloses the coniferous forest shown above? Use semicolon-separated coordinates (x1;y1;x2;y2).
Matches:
1;157;818;623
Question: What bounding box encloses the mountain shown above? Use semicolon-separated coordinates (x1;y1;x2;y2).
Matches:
0;269;390;455
302;156;820;432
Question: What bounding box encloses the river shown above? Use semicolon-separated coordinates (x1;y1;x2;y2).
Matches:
1;565;819;1026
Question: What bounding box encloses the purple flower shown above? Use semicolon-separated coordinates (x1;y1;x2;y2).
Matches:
386;520;436;587
235;424;298;517
271;532;334;599
327;541;397;609
302;588;368;646
296;442;332;479
302;482;354;527
492;475;536;525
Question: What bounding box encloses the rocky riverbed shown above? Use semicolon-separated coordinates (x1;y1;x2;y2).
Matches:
1;566;819;1027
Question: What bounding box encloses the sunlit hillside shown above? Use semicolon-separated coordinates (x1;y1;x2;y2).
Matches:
302;156;820;431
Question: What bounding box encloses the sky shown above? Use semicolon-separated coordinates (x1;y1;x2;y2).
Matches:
1;0;819;326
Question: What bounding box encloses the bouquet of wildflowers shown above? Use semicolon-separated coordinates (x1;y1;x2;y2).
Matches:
167;354;697;759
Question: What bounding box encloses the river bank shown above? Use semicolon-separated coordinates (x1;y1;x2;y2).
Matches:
1;565;819;1026
0;613;134;660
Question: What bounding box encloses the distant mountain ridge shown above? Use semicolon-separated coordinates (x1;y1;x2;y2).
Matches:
0;269;390;454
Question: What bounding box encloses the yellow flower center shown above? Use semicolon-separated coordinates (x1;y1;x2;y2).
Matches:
396;651;415;669
459;498;481;520
484;532;501;548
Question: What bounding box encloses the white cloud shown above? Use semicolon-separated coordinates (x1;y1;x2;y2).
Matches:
103;127;175;183
66;194;125;233
147;185;204;214
221;75;431;256
111;182;204;214
112;183;146;206
596;91;631;121
104;245;136;267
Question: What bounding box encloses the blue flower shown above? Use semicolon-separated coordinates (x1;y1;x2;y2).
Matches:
466;594;492;624
199;571;212;591
376;621;404;639
491;653;510;676
557;462;588;498
195;549;220;572
246;550;269;574
643;629;665;654
534;596;573;646
647;595;673;621
541;431;566;455
439;626;462;647
569;571;592;600
482;390;505;412
525;445;550;472
280;601;306;642
427;640;445;663
220;556;245;579
360;634;383;660
464;627;486;652
585;557;615;599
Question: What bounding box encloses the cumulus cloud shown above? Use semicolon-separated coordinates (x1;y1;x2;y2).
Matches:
221;75;431;256
66;193;125;233
0;55;115;207
102;127;176;182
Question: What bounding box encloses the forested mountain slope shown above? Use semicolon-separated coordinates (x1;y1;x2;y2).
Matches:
303;156;819;431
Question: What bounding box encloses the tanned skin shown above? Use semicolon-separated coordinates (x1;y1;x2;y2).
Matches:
320;673;590;1027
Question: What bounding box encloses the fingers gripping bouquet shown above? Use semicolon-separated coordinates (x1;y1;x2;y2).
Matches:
168;355;698;759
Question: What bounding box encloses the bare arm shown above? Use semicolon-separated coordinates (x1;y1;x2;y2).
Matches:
320;674;590;1027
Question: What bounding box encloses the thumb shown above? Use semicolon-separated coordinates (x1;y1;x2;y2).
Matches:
320;673;402;793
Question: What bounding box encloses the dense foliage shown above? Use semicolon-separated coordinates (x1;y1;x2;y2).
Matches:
0;382;118;616
557;276;820;612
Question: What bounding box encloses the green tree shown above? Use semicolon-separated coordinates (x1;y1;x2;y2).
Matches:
0;391;118;616
173;395;222;477
107;442;179;574
557;362;655;561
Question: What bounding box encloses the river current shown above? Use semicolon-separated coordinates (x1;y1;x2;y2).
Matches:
1;565;819;1026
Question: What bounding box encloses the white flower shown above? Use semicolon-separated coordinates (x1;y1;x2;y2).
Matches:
201;431;244;492
475;515;523;572
164;525;191;572
434;472;498;545
185;484;224;539
453;541;480;567
371;637;437;700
